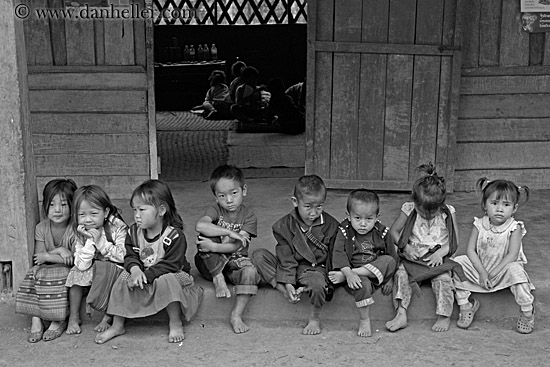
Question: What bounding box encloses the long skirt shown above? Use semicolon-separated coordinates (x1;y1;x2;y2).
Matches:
15;264;70;321
107;271;203;321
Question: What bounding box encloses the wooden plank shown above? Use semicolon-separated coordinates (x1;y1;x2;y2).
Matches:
145;9;157;178
94;19;105;65
65;19;95;65
37;175;149;200
31;113;149;133
325;179;412;192
330;53;360;180
362;0;389;43
500;0;529;66
416;0;444;45
461;0;480;68
436;57;453;182
304;0;319;174
228;145;304;168
24;0;53;65
454;168;550;191
544;33;550;65
460;75;550;94
457;118;550;142
312;52;333;178
478;0;501;67
35;154;149;176
456;142;550;169
48;0;67;66
462;65;550;76
32;133;149;154
314;41;455;56
529;33;545;66
383;54;413;181
28;65;146;73
29;90;147;112
459;94;550;119
28;72;147;90
442;0;458;46
358;53;386;180
334;0;362;42
388;0;416;44
409;56;440;179
104;19;135;65
132;0;146;67
316;0;334;42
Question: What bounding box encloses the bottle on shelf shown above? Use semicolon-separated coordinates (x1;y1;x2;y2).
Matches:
183;45;189;61
203;43;210;60
197;44;204;61
171;37;181;61
189;45;196;61
210;43;218;60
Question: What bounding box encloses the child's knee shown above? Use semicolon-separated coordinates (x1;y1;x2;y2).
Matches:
239;265;261;285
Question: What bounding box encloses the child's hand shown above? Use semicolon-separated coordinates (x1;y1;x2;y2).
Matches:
402;245;418;261
285;284;301;303
423;251;443;267
228;231;250;248
196;236;215;252
57;247;74;266
129;267;147;290
346;272;362;290
33;252;48;265
381;281;393;296
479;271;492;290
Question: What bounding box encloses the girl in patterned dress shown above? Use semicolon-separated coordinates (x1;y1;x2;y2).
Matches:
95;180;203;344
65;185;128;335
453;178;535;333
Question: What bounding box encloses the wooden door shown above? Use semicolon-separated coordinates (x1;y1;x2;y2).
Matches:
305;0;464;191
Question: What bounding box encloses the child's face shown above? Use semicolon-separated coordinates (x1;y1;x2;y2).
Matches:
132;197;164;231
47;193;71;225
77;199;109;230
214;178;247;212
484;191;517;226
347;200;379;235
293;192;325;226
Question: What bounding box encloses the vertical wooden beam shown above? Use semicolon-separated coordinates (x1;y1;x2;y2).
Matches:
461;0;480;68
0;1;39;289
145;0;158;178
479;0;501;66
49;0;67;66
500;0;529;66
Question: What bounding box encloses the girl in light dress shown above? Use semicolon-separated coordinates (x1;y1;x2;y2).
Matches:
65;185;128;335
95;180;203;344
453;178;535;333
16;179;78;342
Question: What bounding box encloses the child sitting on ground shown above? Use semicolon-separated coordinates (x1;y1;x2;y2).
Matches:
194;164;263;333
385;163;463;333
252;175;339;335
328;189;397;337
452;178;535;333
191;70;232;120
230;66;271;125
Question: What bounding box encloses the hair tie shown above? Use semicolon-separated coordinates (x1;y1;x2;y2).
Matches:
481;179;491;191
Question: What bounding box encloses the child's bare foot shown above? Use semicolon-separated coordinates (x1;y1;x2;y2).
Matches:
431;315;451;332
168;322;185;343
386;309;408;332
303;318;321;335
93;315;112;332
230;314;249;334
95;324;125;344
66;317;81;335
358;318;372;337
328;271;345;284
213;274;231;298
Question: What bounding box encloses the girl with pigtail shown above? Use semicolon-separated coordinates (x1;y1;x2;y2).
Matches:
385;163;463;333
453;178;535;334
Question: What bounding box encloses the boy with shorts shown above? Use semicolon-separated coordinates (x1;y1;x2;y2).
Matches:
328;189;398;337
195;165;262;333
252;175;339;335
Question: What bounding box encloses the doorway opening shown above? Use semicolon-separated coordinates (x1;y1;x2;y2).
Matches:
152;0;307;181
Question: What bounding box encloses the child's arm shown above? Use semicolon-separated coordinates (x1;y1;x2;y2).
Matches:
196;215;250;248
49;247;74;266
143;232;187;284
488;227;522;279
122;232;148;289
197;230;251;254
390;211;418;260
424;211;458;267
73;238;96;271
95;223;127;264
465;226;491;289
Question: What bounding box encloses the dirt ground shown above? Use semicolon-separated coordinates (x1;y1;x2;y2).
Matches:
0;295;548;367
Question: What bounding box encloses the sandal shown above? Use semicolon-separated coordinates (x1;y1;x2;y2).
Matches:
27;329;44;343
457;298;480;329
517;307;535;334
43;320;68;342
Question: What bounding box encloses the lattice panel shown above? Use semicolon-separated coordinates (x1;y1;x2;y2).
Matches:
153;0;306;25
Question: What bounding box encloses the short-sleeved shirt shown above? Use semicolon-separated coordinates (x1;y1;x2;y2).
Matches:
35;219;76;253
204;204;257;257
401;202;456;258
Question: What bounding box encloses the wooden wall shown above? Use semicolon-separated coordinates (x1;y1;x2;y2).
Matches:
455;0;550;190
23;0;155;200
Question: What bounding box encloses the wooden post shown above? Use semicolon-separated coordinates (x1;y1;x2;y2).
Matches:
0;0;38;290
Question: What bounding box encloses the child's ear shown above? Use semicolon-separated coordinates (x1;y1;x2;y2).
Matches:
159;204;167;217
291;196;298;207
512;204;518;215
345;211;350;220
242;184;248;196
104;207;110;219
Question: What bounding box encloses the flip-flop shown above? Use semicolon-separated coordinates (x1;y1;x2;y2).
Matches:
517;307;535;334
43;321;68;342
27;329;44;343
457;298;480;329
